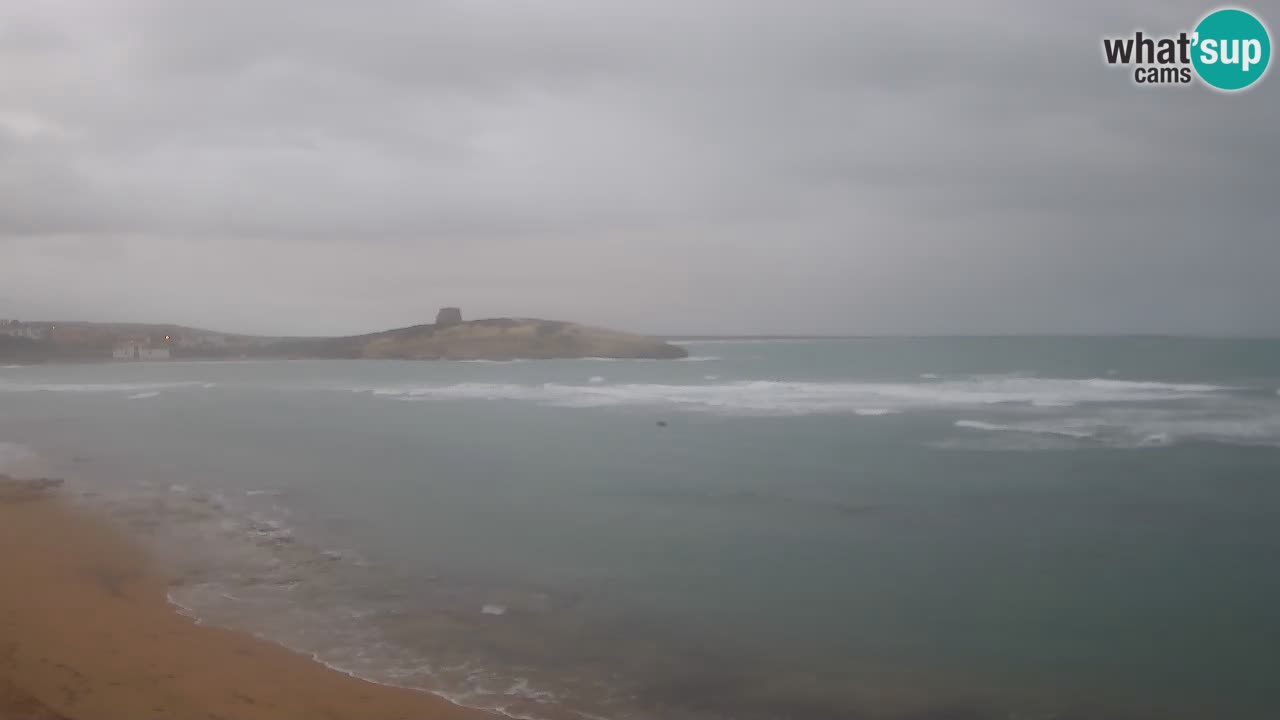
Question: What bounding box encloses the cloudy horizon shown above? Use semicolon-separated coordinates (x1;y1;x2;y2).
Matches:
2;0;1277;336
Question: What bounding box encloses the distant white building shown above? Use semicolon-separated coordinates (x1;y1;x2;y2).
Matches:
113;339;171;361
0;321;45;340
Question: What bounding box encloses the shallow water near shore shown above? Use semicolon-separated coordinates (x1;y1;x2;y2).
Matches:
3;336;1280;719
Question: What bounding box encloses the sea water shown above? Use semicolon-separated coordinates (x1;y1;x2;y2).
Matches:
2;336;1280;719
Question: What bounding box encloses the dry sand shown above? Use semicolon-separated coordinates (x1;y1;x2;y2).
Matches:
0;477;487;720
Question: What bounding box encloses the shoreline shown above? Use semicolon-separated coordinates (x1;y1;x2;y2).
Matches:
0;476;489;720
0;472;1193;720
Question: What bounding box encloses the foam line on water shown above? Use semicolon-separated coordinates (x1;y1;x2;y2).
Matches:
357;377;1235;417
955;410;1280;448
0;380;205;394
955;419;1098;440
113;481;579;720
165;589;550;720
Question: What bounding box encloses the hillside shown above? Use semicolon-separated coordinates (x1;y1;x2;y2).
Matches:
358;318;686;360
0;311;687;362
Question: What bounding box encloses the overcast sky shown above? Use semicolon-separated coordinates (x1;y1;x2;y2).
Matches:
1;0;1277;336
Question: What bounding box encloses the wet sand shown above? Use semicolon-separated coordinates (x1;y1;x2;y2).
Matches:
0;477;488;720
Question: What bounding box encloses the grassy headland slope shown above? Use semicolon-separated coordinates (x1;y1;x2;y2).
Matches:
358;318;686;360
0;316;686;362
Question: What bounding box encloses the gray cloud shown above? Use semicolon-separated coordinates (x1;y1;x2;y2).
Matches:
1;0;1277;335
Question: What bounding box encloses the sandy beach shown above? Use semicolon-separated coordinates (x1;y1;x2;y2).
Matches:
0;476;487;720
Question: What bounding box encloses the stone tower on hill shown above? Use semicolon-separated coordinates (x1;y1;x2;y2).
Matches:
435;307;462;326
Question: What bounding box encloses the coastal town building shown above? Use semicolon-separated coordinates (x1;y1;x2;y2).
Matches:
0;320;46;340
112;338;171;361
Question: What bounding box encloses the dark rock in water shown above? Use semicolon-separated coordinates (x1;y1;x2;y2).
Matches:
657;420;668;427
435;307;463;326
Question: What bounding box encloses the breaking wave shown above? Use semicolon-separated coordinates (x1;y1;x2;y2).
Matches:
359;377;1234;417
352;376;1280;447
954;419;1099;441
0;380;204;394
78;479;588;720
955;411;1280;449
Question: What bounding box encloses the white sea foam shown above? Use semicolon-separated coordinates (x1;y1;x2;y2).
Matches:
1138;433;1174;447
955;410;1280;448
954;419;1097;440
0;380;203;394
1127;414;1280;447
363;377;1233;417
677;356;719;362
117;480;568;720
503;678;557;703
954;420;1008;432
588;376;605;384
128;391;161;399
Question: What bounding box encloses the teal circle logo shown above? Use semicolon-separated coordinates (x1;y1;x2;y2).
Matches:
1192;8;1271;91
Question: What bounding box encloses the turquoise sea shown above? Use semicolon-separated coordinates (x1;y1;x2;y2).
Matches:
2;336;1279;719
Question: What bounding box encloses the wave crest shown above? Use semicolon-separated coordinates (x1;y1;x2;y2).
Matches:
360;377;1233;417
